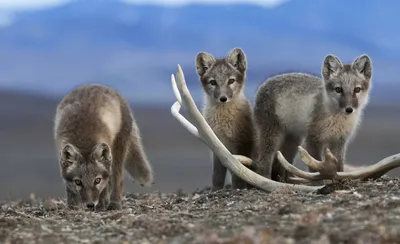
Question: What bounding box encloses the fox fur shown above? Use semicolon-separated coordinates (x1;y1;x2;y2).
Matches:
54;84;154;210
196;47;255;191
253;54;373;182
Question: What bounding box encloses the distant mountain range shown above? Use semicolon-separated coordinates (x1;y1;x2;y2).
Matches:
0;0;399;105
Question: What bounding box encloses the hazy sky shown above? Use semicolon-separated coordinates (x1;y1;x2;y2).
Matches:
0;0;288;10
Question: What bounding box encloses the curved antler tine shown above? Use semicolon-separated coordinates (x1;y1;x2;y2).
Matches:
176;64;190;102
175;65;202;129
171;72;201;139
171;74;182;104
276;151;322;180
298;146;338;180
171;102;200;138
234;155;253;167
324;147;337;162
336;153;400;180
288;177;312;184
298;146;322;171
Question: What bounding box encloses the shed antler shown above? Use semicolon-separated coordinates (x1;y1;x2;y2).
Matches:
170;64;323;192
277;145;400;182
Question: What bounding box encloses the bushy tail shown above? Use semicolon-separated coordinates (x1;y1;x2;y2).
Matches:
125;123;154;187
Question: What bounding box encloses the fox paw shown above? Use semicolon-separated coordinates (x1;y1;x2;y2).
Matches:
67;205;80;211
210;186;223;192
107;202;122;211
96;201;109;212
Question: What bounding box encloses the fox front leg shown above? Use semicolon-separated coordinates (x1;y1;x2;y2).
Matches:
96;184;110;211
66;187;81;210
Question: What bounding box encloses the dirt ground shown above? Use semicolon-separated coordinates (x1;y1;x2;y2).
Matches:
1;177;400;244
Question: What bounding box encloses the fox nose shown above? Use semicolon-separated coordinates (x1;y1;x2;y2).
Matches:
345;107;353;114
86;202;95;208
219;96;227;103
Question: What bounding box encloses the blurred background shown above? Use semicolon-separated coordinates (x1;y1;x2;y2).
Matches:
0;0;399;200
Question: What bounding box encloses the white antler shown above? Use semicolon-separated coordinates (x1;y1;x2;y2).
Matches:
276;145;400;181
170;64;323;192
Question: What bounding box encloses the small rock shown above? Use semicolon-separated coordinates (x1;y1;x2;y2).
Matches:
227;201;235;206
192;194;201;200
43;199;58;211
278;203;305;215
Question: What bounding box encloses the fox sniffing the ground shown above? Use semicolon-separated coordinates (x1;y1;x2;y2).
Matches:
196;47;255;191
54;84;154;210
253;54;373;182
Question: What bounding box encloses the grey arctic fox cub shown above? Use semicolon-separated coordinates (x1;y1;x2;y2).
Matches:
196;48;255;191
253;54;373;182
54;84;154;210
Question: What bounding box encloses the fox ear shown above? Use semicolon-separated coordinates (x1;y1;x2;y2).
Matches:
322;54;343;81
227;47;247;74
92;143;112;168
196;52;216;76
352;54;372;80
60;144;80;170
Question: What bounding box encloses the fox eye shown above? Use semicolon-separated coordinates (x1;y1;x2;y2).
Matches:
94;178;102;185
74;179;82;186
335;87;343;93
209;80;217;86
354;87;361;93
228;79;235;84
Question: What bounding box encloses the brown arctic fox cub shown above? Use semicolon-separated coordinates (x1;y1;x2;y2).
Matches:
54;84;154;210
253;54;373;182
195;48;255;191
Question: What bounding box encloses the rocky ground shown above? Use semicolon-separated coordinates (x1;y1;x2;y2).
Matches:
1;177;400;244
